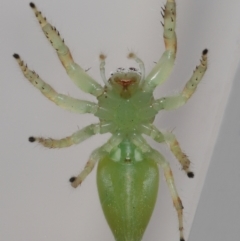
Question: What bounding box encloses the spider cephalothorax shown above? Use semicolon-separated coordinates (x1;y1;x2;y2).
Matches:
96;57;157;133
14;1;207;241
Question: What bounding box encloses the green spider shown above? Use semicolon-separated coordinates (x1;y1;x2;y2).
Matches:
13;1;208;241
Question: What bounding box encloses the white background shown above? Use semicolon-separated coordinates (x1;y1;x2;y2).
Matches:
1;0;240;241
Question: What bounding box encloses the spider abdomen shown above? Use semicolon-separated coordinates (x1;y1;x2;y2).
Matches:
97;142;159;241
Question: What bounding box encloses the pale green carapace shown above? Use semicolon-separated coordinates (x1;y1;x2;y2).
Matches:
13;1;208;240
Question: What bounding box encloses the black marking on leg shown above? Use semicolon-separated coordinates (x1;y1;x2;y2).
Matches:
29;2;35;8
187;171;194;178
28;136;36;142
13;53;20;59
202;49;208;55
69;177;76;183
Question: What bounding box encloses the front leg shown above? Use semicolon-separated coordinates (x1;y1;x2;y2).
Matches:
29;3;103;97
144;0;177;91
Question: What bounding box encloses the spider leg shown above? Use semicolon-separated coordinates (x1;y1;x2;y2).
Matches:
13;54;97;114
69;132;124;188
29;2;103;97
164;132;194;177
139;124;194;177
29;122;114;148
149;149;185;241
144;0;176;91
128;134;185;241
153;49;208;111
139;124;165;142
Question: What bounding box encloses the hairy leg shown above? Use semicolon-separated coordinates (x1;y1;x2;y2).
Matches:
144;0;177;91
29;2;103;96
153;49;208;111
29;122;115;148
149;149;185;241
162;131;194;177
139;124;194;177
13;54;98;114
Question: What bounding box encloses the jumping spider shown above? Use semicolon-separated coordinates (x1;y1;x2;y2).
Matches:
13;1;208;240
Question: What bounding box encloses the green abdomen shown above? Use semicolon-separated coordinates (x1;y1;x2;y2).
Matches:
97;156;159;241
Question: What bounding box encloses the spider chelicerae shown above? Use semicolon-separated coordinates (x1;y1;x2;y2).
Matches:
13;1;208;241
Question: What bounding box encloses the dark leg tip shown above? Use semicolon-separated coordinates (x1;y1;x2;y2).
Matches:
28;136;36;142
187;171;194;178
29;2;35;8
180;238;185;241
69;177;76;183
202;49;208;55
13;53;20;59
